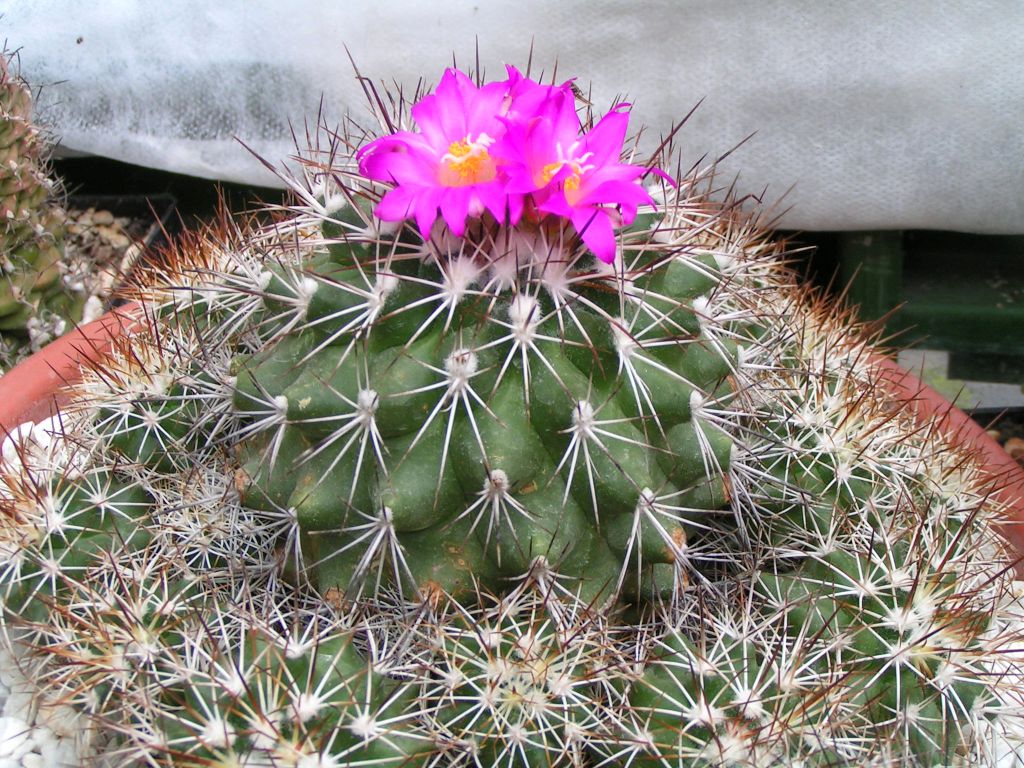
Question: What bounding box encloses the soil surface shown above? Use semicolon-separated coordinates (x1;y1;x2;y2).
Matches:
985;410;1024;468
63;203;151;315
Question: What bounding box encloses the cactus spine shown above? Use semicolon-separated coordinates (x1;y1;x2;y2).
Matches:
0;67;1021;767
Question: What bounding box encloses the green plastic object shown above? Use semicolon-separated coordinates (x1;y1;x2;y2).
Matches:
838;230;903;323
829;230;1024;384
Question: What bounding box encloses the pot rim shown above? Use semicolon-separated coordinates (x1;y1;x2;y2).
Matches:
0;302;144;434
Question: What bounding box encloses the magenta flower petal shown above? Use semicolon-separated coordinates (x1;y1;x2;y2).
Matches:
358;136;435;187
413;188;445;237
498;94;653;260
358;68;523;236
571;208;618;264
356;66;659;247
374;184;417;223
492;116;556;194
579;106;631;166
372;183;444;238
536;189;573;219
410;70;511;160
412;69;496;150
475;181;521;225
504;67;577;127
571;168;651;222
439;187;475;236
504;191;525;224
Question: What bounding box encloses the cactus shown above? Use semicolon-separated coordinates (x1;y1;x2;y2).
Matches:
0;50;85;365
0;65;1022;767
410;565;634;767
230;200;737;606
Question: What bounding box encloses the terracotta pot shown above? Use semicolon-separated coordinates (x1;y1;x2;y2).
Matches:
1;310;1022;560
872;355;1024;560
0;303;143;434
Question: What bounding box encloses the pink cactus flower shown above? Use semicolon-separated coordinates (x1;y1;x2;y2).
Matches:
358;66;659;263
503;101;653;263
357;68;513;237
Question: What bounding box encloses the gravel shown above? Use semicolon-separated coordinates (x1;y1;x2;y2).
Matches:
0;646;86;768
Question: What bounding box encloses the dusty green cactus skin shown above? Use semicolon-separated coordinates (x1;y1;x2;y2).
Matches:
618;543;999;767
0;52;80;347
155;626;431;767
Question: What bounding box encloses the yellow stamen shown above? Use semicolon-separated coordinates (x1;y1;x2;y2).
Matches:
440;134;496;186
541;146;594;194
541;161;563;184
543;161;583;192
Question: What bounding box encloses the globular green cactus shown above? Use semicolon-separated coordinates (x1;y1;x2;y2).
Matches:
0;65;1022;767
0;51;82;362
229;205;737;606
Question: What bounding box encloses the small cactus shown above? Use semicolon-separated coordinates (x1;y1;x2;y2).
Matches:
0;50;84;364
0;65;1022;767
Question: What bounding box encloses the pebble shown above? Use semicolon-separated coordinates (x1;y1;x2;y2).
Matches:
108;232;131;249
0;643;85;768
94;226;130;250
1005;437;1024;462
58;205;145;326
81;296;104;324
93;244;114;261
91;209;114;226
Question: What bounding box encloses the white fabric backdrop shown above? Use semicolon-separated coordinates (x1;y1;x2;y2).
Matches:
3;0;1022;232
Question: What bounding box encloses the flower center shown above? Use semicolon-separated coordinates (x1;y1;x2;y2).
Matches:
541;142;595;197
440;133;497;186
